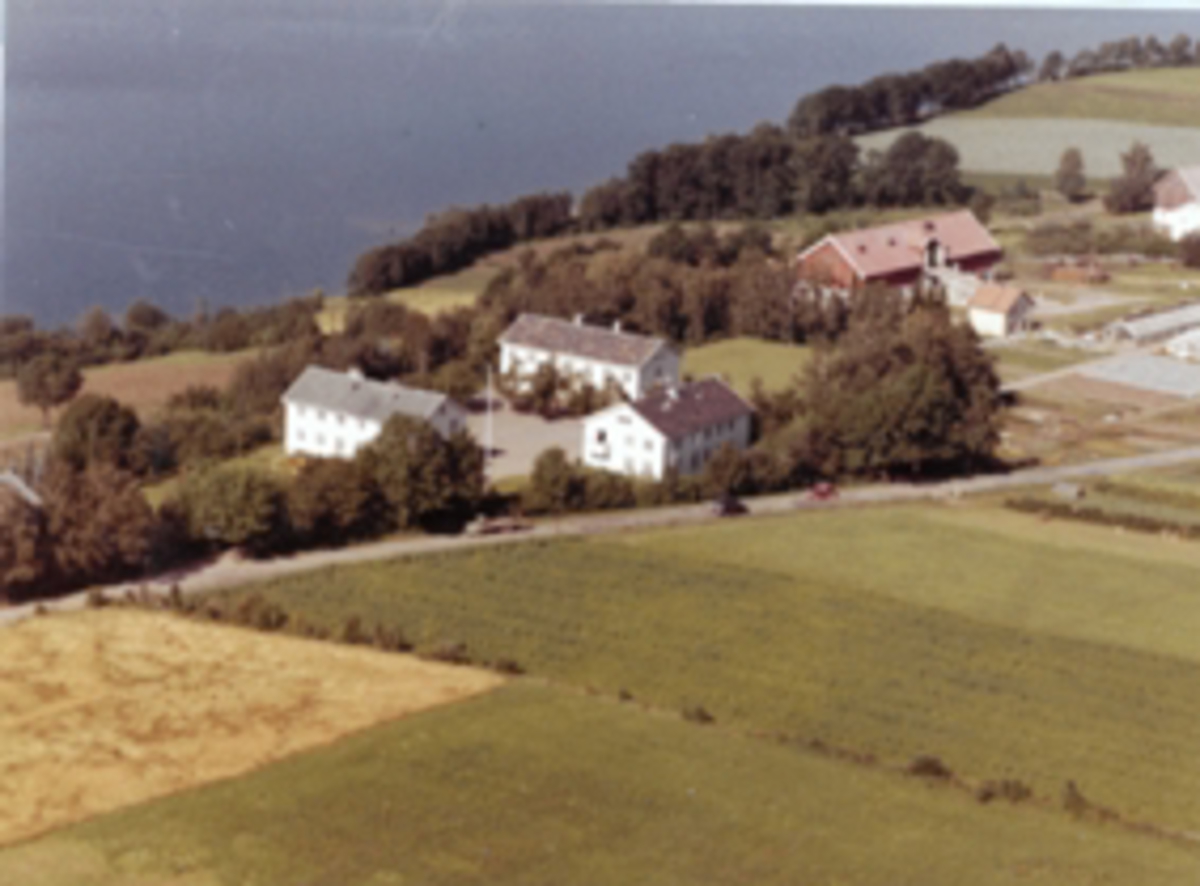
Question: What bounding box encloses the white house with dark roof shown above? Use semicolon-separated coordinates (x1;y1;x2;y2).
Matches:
1153;166;1200;241
581;377;754;480
281;366;467;460
498;313;680;402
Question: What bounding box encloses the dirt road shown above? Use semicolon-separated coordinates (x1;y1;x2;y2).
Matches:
7;443;1200;628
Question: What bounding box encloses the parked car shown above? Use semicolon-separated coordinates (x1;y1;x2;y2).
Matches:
711;494;748;517
806;482;839;502
463;515;532;537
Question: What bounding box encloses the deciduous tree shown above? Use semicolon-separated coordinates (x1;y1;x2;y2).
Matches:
17;353;83;429
1054;147;1088;202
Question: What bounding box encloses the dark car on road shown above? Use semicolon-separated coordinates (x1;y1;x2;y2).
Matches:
711;494;748;517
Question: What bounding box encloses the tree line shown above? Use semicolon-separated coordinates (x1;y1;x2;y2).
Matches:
1040;33;1198;81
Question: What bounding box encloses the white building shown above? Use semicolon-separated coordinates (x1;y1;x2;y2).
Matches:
1153;166;1200;242
966;284;1036;338
281;366;468;460
1165;327;1200;362
581;377;754;481
498;313;680;402
1106;302;1200;345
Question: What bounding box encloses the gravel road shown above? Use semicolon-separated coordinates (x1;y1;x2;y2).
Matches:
7;443;1200;628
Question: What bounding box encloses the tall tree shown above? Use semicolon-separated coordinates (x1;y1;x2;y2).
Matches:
178;463;288;554
1054;147;1088;202
1105;141;1159;214
42;460;156;586
52;393;141;472
0;488;52;601
793;135;860;213
17;353;83;429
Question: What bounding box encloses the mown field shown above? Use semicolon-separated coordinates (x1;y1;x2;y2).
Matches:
857;116;1200;177
990;340;1097;381
0;608;502;848
206;502;1200;834
0;349;257;440
965;67;1200;128
681;337;810;394
3;681;1196;886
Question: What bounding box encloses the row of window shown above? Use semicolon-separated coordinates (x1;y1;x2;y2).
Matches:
295;404;367;431
294;429;349;455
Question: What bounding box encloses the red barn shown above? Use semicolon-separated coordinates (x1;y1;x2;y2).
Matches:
795;210;1002;290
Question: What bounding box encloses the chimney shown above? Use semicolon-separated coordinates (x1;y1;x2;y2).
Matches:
612;320;622;334
573;313;584;326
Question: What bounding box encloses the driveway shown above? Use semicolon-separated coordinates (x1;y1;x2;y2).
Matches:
466;401;582;481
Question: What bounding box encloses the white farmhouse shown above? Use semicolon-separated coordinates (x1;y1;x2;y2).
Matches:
966;284;1036;338
581;377;754;481
498;313;680;402
1153;166;1200;242
281;366;467;460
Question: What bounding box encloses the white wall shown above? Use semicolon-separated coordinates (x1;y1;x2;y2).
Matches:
284;399;464;460
581;405;666;480
284;401;382;460
499;341;680;403
968;309;1009;338
582;404;752;480
1154;204;1200;242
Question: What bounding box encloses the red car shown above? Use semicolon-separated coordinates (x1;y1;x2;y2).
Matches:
807;482;839;502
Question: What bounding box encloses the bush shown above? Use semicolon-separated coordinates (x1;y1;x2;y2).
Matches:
86;587;109;609
975;778;1033;804
492;657;525;675
423;640;472;665
906;755;953;780
682;704;715;725
341;615;369;645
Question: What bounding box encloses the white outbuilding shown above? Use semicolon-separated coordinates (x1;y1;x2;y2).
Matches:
281;366;467;460
581;377;754;481
1153;166;1200;242
498;313;680;402
966;284;1036;338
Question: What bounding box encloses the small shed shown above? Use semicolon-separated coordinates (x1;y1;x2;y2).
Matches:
967;285;1036;338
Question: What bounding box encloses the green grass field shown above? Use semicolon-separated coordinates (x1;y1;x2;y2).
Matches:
682;338;810;394
4;681;1196;885
967;68;1200;128
203;503;1200;833
991;341;1097;380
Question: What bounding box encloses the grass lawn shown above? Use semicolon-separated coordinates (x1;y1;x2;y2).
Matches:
682;337;810;394
207;503;1200;833
990;341;1097;379
0;349;257;440
965;68;1200;128
3;681;1196;885
857;116;1200;177
317;265;498;333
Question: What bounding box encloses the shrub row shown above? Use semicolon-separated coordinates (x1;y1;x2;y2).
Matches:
1005;496;1200;538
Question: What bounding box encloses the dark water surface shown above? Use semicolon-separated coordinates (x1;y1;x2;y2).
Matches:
8;1;1200;325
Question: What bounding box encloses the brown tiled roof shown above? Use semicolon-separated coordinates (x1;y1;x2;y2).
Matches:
498;314;666;367
968;283;1032;314
800;210;1001;281
631;377;753;441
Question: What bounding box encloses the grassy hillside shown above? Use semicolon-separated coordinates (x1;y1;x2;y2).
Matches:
3;682;1195;885
682;337;809;394
205;502;1200;833
966;68;1200;128
857;67;1200;177
0;348;257;441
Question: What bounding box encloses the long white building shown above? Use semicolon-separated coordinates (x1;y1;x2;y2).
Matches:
281;366;467;460
498;313;680;402
581;377;754;480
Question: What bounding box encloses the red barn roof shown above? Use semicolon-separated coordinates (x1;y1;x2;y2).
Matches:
797;210;1001;283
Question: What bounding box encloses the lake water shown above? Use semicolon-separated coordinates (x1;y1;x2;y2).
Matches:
8;1;1200;326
